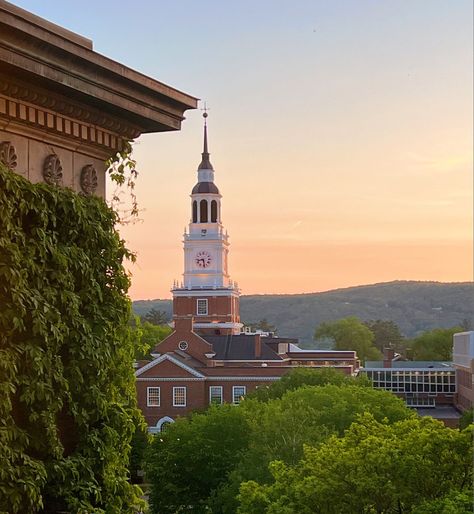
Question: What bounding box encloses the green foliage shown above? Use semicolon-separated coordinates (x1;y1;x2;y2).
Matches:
145;378;412;514
248;367;371;402
141;307;169;325
106;141;139;222
131;318;172;360
146;404;251;514
0;165;143;513
410;327;460;361
314;316;383;363
412;490;474;513
363;319;405;352
459;407;473;430
238;416;473;514
129;423;151;484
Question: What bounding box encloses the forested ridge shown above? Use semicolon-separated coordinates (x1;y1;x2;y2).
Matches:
133;281;474;344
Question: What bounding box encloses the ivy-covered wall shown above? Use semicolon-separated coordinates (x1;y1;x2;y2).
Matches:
0;164;142;513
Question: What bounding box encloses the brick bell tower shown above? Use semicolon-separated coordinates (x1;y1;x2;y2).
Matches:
171;111;242;335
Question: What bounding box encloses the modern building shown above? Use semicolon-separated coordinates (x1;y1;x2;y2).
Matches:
135;116;360;432
361;348;459;427
452;331;474;411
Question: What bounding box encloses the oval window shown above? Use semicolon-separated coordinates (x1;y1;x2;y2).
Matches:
178;341;189;351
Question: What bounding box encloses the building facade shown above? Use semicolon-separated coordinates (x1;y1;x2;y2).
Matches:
0;0;197;195
135;116;360;432
453;331;474;411
361;348;459;427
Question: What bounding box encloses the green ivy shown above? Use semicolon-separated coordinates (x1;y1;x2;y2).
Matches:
0;164;144;513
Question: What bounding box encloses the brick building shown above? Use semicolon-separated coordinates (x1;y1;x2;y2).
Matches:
135;115;359;432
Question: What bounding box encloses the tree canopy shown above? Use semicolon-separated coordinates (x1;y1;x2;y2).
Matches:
141;307;169;325
314;316;382;362
410;327;460;361
238;415;473;514
363;319;405;353
145;369;412;514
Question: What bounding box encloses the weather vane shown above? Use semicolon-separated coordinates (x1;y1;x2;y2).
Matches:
201;101;210;120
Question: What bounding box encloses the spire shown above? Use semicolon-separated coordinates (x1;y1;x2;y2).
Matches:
198;107;213;170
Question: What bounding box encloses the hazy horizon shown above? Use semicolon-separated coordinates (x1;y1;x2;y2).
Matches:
132;279;473;302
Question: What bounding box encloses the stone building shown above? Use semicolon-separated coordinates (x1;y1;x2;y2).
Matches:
135;116;360;433
0;0;197;195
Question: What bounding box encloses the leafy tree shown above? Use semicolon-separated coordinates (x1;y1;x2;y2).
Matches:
363;319;405;352
0;165;143;512
248;318;277;333
248;367;371;402
238;415;473;514
131;318;172;360
146;404;252;514
314;316;382;363
142;307;169;325
210;385;411;513
459;407;473;430
411;327;461;361
145;379;411;514
412;490;474;514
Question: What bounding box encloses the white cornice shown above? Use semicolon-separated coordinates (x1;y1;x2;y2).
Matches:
135;353;205;378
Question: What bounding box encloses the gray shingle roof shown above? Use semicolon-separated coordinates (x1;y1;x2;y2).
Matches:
202;334;283;361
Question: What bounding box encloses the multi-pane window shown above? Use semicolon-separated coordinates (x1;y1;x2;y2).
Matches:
365;370;456;395
197;299;208;315
232;386;246;405
147;387;160;407
173;386;187;407
209;386;223;405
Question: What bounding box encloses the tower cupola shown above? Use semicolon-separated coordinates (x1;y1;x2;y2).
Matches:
172;108;242;335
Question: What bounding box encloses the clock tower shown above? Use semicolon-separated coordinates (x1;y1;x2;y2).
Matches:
171;112;242;335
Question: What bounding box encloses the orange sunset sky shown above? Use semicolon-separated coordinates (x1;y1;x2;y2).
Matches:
18;0;473;300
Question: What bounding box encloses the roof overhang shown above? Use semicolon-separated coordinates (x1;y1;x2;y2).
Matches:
0;1;198;137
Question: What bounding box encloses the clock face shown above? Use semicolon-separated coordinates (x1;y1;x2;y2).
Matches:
195;250;212;268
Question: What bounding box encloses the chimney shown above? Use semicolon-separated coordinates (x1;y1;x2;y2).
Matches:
383;347;395;368
173;316;194;333
255;334;262;359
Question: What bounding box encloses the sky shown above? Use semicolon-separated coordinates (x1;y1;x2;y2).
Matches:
16;0;473;299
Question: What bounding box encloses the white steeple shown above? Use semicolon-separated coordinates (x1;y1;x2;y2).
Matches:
172;111;237;292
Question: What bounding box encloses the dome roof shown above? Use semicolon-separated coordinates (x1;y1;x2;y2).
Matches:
192;182;220;194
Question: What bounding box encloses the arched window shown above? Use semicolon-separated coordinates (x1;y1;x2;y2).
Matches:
192;201;197;222
200;199;208;222
211;200;218;222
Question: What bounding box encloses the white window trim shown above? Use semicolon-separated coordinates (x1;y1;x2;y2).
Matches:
209;386;223;405
173;386;187;407
147;386;160;407
232;385;246;405
197;298;208;316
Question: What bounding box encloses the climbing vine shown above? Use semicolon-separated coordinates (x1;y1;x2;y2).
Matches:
106;141;140;224
0;164;144;513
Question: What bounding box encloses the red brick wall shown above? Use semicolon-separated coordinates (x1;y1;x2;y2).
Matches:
137;378;279;427
173;295;240;323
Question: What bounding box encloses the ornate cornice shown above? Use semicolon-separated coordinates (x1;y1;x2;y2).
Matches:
0;75;141;140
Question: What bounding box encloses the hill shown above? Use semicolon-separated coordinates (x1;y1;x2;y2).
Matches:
132;281;473;346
